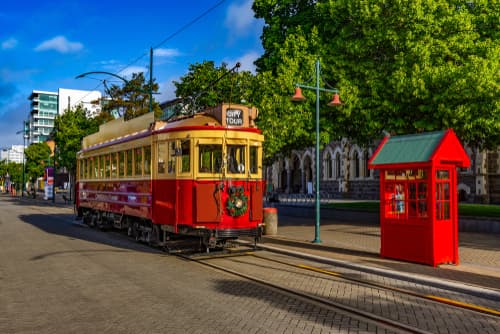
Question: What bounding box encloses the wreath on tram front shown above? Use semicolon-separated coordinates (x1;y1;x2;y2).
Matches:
226;186;248;217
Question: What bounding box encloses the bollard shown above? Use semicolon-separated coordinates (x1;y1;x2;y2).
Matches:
263;207;278;235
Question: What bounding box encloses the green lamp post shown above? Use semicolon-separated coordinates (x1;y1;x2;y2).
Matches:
291;58;342;243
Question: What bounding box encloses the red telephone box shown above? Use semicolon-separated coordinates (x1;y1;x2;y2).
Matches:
369;130;470;266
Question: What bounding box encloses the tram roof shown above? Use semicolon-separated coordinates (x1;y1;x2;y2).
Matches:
80;103;260;151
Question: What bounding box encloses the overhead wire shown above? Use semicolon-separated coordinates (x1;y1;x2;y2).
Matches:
73;0;227;108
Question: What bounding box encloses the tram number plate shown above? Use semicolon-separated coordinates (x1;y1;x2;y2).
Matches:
226;109;244;126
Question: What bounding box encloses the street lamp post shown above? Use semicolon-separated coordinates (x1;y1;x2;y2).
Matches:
76;47;155;114
14;120;30;197
291;58;342;243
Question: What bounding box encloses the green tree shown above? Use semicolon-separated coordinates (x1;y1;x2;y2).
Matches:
24;142;51;181
100;72;162;121
0;160;23;190
254;0;500;150
53;104;100;176
173;61;257;114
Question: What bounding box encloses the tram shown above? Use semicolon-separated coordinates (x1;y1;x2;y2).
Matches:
76;103;264;249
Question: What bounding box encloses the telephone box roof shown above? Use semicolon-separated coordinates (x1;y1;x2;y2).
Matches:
369;129;470;168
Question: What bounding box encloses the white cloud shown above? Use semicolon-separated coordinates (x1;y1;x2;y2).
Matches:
35;36;83;53
118;66;148;79
155;48;181;58
225;50;260;73
225;0;256;37
2;38;18;50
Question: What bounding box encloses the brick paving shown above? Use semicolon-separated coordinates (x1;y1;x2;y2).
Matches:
263;208;500;291
1;195;400;334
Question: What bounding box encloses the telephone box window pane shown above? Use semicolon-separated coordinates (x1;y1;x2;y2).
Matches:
436;170;449;180
409;183;416;200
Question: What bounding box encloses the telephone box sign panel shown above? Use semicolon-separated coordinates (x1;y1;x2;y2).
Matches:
226;109;244;126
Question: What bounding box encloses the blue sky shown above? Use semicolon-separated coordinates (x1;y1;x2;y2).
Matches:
0;0;263;147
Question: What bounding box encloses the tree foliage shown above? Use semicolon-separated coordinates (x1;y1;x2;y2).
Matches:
173;61;257;114
253;0;500;153
24;142;51;181
0;160;23;188
100;72;162;120
53;105;100;175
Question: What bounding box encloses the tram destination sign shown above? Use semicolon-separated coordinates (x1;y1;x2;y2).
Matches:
226;109;244;126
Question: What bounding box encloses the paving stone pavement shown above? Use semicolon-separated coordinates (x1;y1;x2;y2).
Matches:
1;195;401;334
262;207;500;292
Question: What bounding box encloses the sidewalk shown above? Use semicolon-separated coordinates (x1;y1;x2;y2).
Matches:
259;206;500;293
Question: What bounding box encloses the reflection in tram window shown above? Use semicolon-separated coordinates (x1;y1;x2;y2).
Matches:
227;145;246;173
100;155;105;178
144;146;151;176
168;141;176;174
126;149;133;177
199;144;222;173
119;151;125;177
135;147;143;176
158;142;166;174
181;140;190;173
250;146;258;174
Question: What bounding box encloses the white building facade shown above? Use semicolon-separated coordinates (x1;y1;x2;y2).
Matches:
0;145;25;164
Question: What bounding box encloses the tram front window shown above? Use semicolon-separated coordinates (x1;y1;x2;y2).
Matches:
227;144;246;174
199;144;222;173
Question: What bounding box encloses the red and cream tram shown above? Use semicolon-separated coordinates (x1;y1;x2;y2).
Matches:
76;103;264;249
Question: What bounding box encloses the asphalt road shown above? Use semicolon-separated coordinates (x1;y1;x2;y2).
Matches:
0;196;393;334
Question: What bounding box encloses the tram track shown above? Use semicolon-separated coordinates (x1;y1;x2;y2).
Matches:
179;247;500;334
180;250;430;334
249;252;500;318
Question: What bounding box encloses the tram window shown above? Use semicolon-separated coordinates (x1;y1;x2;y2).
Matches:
158;142;166;174
250;146;258;174
181;140;190;173
119;151;125;177
135;147;143;176
89;157;95;179
111;153;118;178
144;146;151;176
99;155;105;179
105;154;111;178
79;160;84;179
126;149;133;177
199;144;222;173
227;144;246;174
168;141;176;174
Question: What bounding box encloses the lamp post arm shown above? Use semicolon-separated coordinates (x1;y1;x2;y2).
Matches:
295;84;339;94
76;71;130;85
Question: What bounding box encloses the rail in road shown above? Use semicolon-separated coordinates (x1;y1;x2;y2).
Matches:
183;248;500;334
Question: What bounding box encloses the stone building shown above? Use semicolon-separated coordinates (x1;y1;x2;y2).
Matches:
265;138;500;204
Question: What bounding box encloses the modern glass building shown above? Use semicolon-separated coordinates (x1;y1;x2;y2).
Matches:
28;89;102;144
28;90;58;144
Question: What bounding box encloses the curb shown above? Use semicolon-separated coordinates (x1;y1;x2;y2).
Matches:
240;239;500;301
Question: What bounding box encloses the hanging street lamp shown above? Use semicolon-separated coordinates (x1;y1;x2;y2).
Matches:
291;58;342;243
